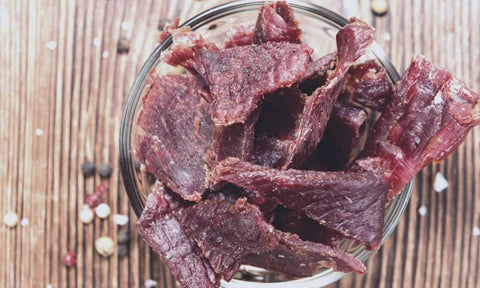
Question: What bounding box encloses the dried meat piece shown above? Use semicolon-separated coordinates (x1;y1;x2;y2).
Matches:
161;28;218;72
314;101;368;170
158;18;180;43
252;1;302;44
343;60;393;111
272;206;343;247
224;24;254;48
180;199;279;281
204;184;256;203
193;42;312;125
244;232;365;277
298;52;337;95
135;75;215;202
252;135;292;168
283;19;375;169
362;57;480;199
136;183;220;288
213;157;388;250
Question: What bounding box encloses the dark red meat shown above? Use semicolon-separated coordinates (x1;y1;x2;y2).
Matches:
315;101;368;170
135;75;215;202
136;183;220;288
161;28;218;72
224;25;254;48
244;232;366;277
298;52;337;95
272;206;343;247
193;42;312;125
213;157;388;250
252;1;302;44
158;18;180;43
252;135;292;168
283;19;375;169
180;199;279;281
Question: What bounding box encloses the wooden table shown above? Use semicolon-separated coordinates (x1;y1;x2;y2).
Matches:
1;0;479;287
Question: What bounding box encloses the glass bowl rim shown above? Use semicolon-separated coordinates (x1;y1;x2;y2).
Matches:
119;0;414;286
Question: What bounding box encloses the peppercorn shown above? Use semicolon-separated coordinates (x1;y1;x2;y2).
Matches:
98;162;113;178
118;244;128;257
117;37;130;54
61;251;77;267
118;230;130;245
81;162;96;177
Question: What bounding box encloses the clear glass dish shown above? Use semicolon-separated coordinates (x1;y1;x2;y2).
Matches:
119;1;414;287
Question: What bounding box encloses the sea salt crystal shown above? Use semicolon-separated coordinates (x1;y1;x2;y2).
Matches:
45;41;57;51
433;172;449;192
93;38;101;47
145;279;157;288
102;51;109;58
113;214;129;226
20;218;29;226
473;227;480;236
418;205;427;216
35;128;44;136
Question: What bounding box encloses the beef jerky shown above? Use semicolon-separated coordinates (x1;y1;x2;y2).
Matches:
283;19;375;169
136;75;214;202
180;199;279;281
364;61;480;199
204;184;256;203
298;52;337;94
224;24;254;48
342;60;393;111
136;183;220;288
213;157;388;250
252;1;302;44
252;135;292;168
158;18;180;43
244;232;366;277
193;42;312;125
315;101;368;170
272;206;343;247
161;27;218;72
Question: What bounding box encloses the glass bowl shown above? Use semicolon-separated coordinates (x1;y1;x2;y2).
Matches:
119;0;414;287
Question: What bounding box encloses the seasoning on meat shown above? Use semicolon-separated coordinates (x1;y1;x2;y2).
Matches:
252;1;302;44
244;232;366;277
283;19;375;169
135;74;215;202
193;42;312;125
180;199;279;281
213;157;388;250
136;183;220;288
298;52;337;94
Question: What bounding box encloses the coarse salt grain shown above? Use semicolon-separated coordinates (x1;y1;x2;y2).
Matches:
45;41;57;51
121;21;131;31
4;212;19;227
113;214;129;226
93;38;101;47
145;279;157;288
418;206;427;216
433;172;449;192
35;128;44;136
102;51;109;58
473;227;480;236
95;203;111;219
20;218;29;226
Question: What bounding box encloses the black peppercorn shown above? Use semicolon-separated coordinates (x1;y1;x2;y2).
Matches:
81;162;96;178
98;162;113;178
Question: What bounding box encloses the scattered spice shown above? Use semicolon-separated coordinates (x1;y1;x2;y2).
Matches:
3;212;19;227
118;230;130;245
95;203;111;219
145;279;157;288
93;38;101;47
35;128;44;136
45;41;57;51
81;161;95;178
121;21;131;31
95;237;115;257
118;244;129;257
433;172;449;192
473;227;480;236
98;162;113;178
79;205;94;224
117;37;130;54
61;251;77;267
102;51;109;58
113;214;129;226
418;205;427;216
20;218;29;226
371;0;388;16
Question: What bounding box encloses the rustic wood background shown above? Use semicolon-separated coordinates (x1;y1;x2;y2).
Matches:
1;0;479;287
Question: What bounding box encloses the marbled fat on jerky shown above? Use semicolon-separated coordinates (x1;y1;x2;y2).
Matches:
135;75;214;202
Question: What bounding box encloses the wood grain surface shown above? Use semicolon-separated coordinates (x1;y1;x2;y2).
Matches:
1;0;479;287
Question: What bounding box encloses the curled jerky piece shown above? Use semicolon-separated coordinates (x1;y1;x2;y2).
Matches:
213;157;388;250
253;0;302;44
252;135;292;169
180;199;279;281
224;24;254;48
315;101;368;170
244;232;366;277
161;27;218;72
298;52;337;93
343;60;393;111
136;183;220;288
136;75;214;202
193;42;312;125
283;19;375;168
